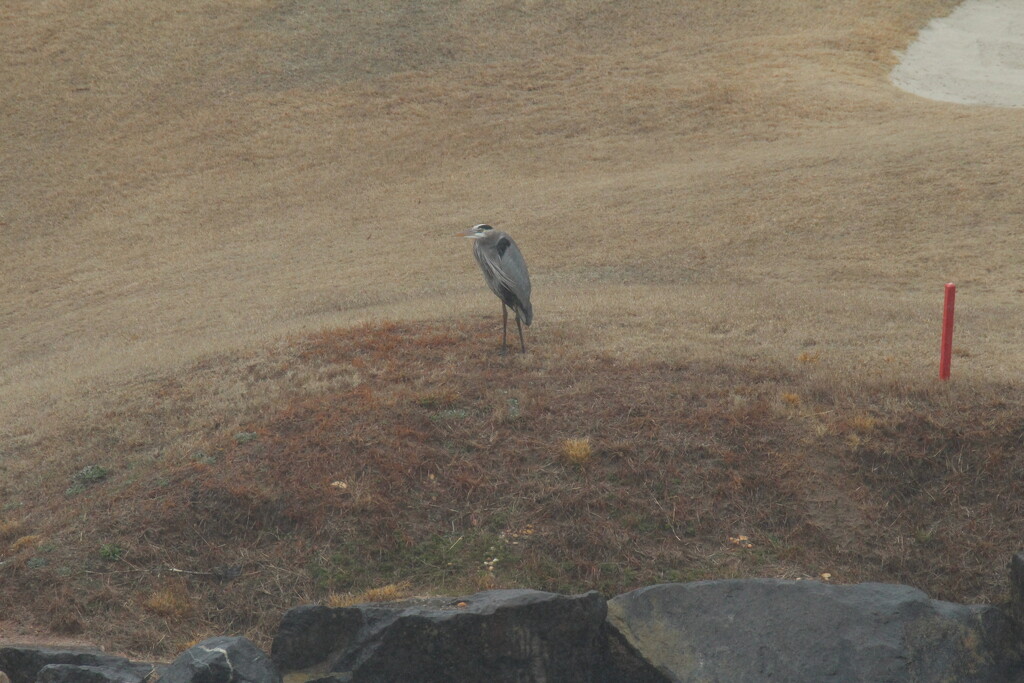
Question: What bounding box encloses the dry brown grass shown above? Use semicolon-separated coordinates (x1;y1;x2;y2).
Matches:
0;0;1010;430
327;583;412;608
8;535;40;554
143;581;194;620
1;320;1023;658
561;437;594;465
3;0;1023;659
0;521;25;544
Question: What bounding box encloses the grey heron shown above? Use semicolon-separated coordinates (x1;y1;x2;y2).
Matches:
460;223;533;353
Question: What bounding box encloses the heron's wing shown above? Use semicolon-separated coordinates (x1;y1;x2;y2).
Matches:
479;235;531;303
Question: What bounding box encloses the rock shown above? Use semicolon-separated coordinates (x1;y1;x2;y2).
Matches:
0;646;158;683
607;579;1023;683
274;589;607;682
271;595;469;672
159;636;281;683
1010;551;1024;628
271;605;364;672
35;663;151;683
598;622;672;683
345;589;606;682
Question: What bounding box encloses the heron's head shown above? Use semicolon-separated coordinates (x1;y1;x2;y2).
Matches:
459;223;494;240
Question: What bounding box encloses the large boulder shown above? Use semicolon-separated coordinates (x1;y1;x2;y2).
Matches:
598;621;673;683
273;589;608;682
1010;551;1024;628
159;636;281;683
271;596;455;673
607;579;1023;682
0;646;158;683
35;663;150;683
270;604;364;672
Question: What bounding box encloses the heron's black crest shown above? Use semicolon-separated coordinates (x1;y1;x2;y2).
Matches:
495;236;511;258
476;224;493;231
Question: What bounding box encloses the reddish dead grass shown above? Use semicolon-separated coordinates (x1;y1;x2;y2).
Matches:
1;319;1023;658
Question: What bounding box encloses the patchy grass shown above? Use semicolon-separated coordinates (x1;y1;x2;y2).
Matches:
66;465;111;496
1;320;1023;658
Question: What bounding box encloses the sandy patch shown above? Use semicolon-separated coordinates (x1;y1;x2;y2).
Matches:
891;0;1024;106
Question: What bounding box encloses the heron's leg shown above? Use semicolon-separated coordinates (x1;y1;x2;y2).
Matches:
515;313;526;353
501;303;509;353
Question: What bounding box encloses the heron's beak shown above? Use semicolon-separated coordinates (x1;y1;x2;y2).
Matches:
457;228;479;239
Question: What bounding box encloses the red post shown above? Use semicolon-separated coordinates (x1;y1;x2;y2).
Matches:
939;283;956;380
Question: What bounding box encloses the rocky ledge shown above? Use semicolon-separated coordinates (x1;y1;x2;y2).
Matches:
4;553;1024;682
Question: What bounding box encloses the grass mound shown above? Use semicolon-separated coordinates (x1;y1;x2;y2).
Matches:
1;320;1022;657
